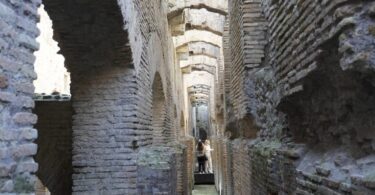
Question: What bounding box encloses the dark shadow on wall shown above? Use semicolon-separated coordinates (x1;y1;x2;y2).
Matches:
278;36;375;152
277;35;375;188
34;101;73;195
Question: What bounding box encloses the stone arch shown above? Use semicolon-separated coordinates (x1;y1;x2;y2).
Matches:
151;72;169;145
174;30;223;49
181;63;216;75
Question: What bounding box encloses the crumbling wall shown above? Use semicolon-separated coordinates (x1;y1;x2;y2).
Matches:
222;0;375;194
34;100;72;195
225;0;277;139
264;0;375;193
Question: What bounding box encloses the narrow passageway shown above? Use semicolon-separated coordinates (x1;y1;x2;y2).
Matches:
1;0;375;194
192;185;218;195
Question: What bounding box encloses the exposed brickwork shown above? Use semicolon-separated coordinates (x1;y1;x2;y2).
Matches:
152;73;170;145
45;0;184;193
212;137;233;195
4;0;223;193
34;2;139;192
181;136;195;194
2;0;374;194
231;139;252;195
219;0;375;194
226;0;268;136
173;143;188;195
71;67;139;194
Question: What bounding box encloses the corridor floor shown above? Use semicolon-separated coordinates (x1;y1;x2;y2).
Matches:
192;185;218;195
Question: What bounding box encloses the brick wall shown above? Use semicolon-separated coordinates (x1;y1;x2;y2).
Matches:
71;67;139;194
231;139;252;195
40;0;184;193
181;136;195;195
212;137;233;195
227;0;246;124
34;101;72;195
226;0;272;138
4;0;198;194
220;0;375;194
0;0;187;193
37;1;138;192
223;139;375;194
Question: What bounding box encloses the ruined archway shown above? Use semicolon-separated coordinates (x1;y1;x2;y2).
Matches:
33;0;135;194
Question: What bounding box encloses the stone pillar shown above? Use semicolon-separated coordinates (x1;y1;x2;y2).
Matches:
71;67;139;194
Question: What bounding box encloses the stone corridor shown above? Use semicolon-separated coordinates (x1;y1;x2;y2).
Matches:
0;0;375;194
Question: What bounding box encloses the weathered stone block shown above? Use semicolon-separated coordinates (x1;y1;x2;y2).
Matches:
16;162;38;173
13;175;35;193
0;92;15;103
15;96;34;109
0;75;8;88
0;163;16;177
10;143;37;158
19;128;37;140
12;113;37;125
14;83;35;95
1;180;14;192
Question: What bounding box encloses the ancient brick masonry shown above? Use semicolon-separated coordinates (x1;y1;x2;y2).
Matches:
1;0;187;194
218;0;375;194
1;0;375;194
0;0;40;193
212;137;233;195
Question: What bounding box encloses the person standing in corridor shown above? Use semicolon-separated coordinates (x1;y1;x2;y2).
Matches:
204;140;213;173
196;141;207;173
